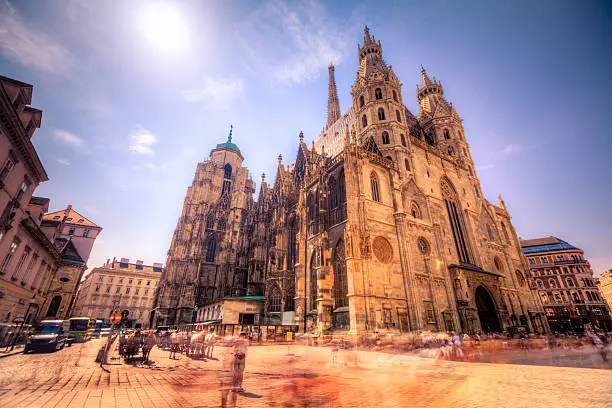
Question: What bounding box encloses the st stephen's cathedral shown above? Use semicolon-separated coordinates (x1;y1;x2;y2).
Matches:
153;27;549;336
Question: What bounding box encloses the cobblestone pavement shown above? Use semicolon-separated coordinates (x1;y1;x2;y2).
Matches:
0;339;610;407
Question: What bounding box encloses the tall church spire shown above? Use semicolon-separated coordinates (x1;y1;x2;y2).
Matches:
327;63;341;128
363;25;373;45
420;65;433;87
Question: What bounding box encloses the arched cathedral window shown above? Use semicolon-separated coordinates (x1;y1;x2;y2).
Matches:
382;131;390;144
332;239;348;309
310;252;319;311
222;163;232;195
269;285;281;313
441;178;472;264
362;115;368;128
516;270;526;287
224;163;232;179
405;158;410;171
448;146;455;156
401;134;407;147
444;129;451;140
392;90;398;101
205;239;216;263
206;214;215;230
494;256;504;272
370;172;380;202
217;217;226;232
359;95;365;107
378;108;385;121
411;202;421;219
329;176;338;209
396;110;401;122
375;88;383;100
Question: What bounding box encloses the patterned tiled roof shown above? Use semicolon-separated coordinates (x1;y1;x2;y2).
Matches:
520;236;579;254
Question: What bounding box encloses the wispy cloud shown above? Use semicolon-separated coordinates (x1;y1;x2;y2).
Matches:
181;146;196;157
0;1;74;75
182;77;244;111
128;127;158;156
53;129;89;153
236;0;359;86
476;164;495;171
55;158;70;166
503;144;523;155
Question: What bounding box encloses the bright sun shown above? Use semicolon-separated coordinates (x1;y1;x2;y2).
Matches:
140;2;189;53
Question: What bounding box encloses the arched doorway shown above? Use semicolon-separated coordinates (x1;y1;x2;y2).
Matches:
46;295;62;317
475;286;501;332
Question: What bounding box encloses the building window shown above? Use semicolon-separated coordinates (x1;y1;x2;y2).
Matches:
549;279;557;289
494;256;504;272
377;108;385;121
370;172;380;202
362;115;367;128
147;281;151;286
206;239;216;263
135;288;140;295
468;166;473;176
0;239;20;275
15;179;30;203
444;129;451;140
375;88;383;100
95;285;100;292
529;258;536;265
135;264;143;270
474;184;480;198
332;239;348;309
441;178;471;264
106;286;111;293
153;266;162;272
411;202;421;219
115;287;120;294
417;238;430;254
448;146;455;156
217;217;227;231
404;158;410;171
0;156;16;182
566;278;574;287
396;110;401;122
126;287;130;294
359;95;365;107
99;275;104;282
309;252;318;311
392;90;398;101
78;219;84;223
516;270;526;287
269;285;281;313
144;289;149;295
68;227;75;236
119;262;128;268
83;229;91;237
536;280;543;289
382;132;390;144
400;134;407;147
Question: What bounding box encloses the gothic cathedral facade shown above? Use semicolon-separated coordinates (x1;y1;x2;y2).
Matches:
154;27;549;335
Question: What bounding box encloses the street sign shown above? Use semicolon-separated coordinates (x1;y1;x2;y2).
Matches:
110;312;122;324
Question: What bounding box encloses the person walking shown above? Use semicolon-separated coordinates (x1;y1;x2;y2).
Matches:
232;332;249;393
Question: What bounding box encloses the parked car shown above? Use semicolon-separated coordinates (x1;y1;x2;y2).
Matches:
24;320;67;353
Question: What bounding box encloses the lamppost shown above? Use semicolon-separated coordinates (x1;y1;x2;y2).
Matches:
192;305;198;324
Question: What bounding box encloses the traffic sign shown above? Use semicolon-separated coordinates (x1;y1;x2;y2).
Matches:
110;312;122;324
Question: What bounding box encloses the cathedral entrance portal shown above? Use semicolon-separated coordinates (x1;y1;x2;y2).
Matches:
475;286;501;333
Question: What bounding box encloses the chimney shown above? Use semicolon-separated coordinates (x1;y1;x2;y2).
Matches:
153;262;163;269
136;260;144;265
120;257;129;263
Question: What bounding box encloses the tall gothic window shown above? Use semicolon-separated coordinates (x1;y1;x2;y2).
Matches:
206;214;215;230
378;108;385;121
516;270;526;287
222;164;232;196
269;285;281;313
370;172;380;202
310;252;319;311
444;129;451;140
329;176;338;209
359;95;365;107
411;202;421;219
396;110;401;122
401;134;407;147
205;239;216;263
362;115;368;128
332;240;348;308
405;158;410;171
441;178;472;264
375;88;383;100
392;90;398;101
217;217;227;232
382;131;390;144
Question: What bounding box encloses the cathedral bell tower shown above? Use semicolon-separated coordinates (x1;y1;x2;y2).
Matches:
352;26;411;172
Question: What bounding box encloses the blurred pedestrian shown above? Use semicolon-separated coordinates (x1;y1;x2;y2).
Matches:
232;332;248;393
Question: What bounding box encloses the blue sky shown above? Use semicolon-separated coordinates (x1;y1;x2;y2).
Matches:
1;0;611;275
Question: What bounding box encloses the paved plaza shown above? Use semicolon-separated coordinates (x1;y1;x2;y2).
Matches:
0;339;610;407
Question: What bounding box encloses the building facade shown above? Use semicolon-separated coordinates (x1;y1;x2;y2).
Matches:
597;270;612;312
0;76;101;324
521;237;611;332
72;258;162;328
155;27;548;335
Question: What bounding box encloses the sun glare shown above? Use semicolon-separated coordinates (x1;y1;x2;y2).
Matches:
140;2;189;54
